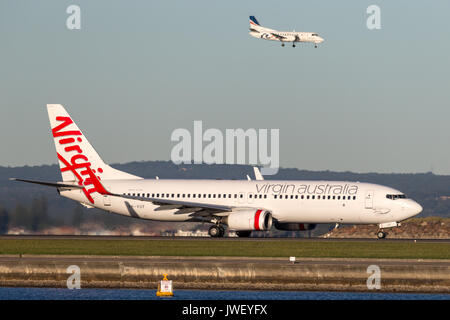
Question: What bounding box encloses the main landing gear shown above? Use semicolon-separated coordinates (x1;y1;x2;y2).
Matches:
292;43;296;48
208;225;225;238
281;43;285;47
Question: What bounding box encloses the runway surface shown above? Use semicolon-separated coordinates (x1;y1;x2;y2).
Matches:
1;235;449;243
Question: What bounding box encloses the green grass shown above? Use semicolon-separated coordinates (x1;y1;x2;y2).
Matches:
0;239;449;259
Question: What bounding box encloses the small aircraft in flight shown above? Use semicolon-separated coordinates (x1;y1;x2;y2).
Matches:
249;16;324;48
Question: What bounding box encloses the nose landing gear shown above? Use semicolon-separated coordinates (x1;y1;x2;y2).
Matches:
377;230;387;239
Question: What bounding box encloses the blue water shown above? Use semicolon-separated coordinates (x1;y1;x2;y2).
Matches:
0;287;448;300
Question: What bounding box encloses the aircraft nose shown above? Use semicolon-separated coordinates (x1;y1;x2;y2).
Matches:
404;200;423;217
318;37;324;43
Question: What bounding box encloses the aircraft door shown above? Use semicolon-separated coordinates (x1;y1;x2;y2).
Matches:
365;191;374;209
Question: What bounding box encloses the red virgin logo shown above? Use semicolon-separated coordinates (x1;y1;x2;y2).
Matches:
52;116;109;203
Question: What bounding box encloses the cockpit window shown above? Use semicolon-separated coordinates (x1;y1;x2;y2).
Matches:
386;194;406;200
312;33;319;36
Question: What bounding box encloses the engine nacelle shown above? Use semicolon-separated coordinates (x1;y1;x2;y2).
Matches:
224;210;272;231
274;222;317;231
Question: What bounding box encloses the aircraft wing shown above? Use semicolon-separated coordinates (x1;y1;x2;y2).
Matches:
271;33;287;40
108;192;235;217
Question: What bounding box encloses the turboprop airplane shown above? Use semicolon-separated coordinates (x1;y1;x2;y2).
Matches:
249;16;324;48
11;104;422;239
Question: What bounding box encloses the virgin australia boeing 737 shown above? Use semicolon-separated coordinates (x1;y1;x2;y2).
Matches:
249;16;324;48
12;105;422;239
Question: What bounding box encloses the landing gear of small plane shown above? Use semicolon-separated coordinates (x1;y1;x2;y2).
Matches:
314;44;318;48
377;230;387;239
292;43;296;48
209;225;225;237
236;231;252;237
281;43;285;47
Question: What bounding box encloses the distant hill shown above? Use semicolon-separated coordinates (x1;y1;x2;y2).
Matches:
1;161;450;234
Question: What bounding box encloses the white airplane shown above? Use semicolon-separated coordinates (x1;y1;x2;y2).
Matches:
249;16;324;48
12;105;422;239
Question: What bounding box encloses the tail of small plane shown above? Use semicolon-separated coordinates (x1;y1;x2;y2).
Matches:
249;16;260;27
249;15;265;32
47;104;142;183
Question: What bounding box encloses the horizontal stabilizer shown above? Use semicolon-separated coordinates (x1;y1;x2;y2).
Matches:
10;178;84;190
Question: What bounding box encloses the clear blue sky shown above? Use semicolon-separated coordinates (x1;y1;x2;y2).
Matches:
1;1;449;174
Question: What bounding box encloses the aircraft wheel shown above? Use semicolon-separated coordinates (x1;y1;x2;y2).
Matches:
218;225;225;237
236;231;252;238
209;225;224;237
377;230;387;239
281;43;285;47
292;44;296;48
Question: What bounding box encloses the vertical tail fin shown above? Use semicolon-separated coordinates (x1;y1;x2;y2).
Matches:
249;16;260;26
47;104;142;184
249;16;267;33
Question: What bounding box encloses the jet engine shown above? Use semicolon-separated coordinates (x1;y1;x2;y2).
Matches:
224;210;272;231
274;221;317;231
